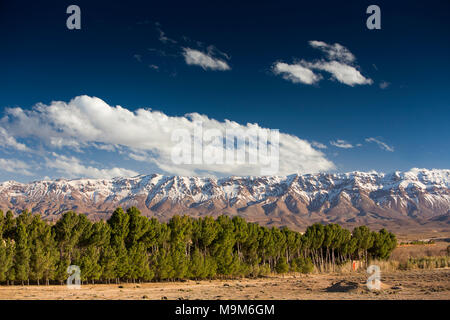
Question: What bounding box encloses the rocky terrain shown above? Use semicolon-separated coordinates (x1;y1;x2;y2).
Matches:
0;168;449;232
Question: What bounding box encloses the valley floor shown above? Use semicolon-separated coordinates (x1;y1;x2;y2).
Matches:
0;268;449;300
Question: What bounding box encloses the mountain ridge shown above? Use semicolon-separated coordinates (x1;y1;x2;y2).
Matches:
1;168;449;232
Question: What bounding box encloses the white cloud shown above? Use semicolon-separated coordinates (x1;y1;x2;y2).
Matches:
151;24;231;74
330;139;354;149
272;62;321;85
272;41;372;87
309;40;355;63
311;141;327;149
379;81;390;89
128;152;148;162
157;27;177;44
46;153;139;179
365;137;394;152
133;54;142;62
0;158;33;176
0;127;29;151
183;48;230;71
306;60;373;86
1;95;335;177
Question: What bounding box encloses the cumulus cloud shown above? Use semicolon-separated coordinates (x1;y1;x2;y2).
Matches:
365;137;394;152
273;41;372;87
182;48;230;71
0;127;29;151
0;96;335;177
272;62;321;84
311;141;327;149
0;158;33;176
330;139;354;149
309;40;355;63
306;60;373;86
149;23;232;74
46;153;139;179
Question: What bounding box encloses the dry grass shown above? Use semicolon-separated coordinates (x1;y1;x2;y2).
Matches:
0;268;448;300
391;241;449;262
315;241;450;274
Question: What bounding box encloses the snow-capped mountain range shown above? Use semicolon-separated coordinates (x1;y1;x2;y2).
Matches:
1;168;449;231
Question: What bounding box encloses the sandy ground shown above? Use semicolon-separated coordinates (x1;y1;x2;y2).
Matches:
0;268;449;300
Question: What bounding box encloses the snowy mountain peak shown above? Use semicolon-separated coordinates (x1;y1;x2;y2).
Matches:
0;169;449;231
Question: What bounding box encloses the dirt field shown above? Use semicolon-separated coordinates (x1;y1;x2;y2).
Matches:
0;268;449;300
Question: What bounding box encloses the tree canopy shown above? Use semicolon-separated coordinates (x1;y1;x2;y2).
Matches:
0;208;397;284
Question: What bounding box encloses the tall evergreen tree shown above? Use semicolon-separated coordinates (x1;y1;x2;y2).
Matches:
100;245;117;283
14;221;30;285
0;206;398;284
0;238;15;283
369;229;397;260
78;246;101;284
128;242;153;282
126;207;149;249
3;210;16;239
352;226;375;265
0;210;4;238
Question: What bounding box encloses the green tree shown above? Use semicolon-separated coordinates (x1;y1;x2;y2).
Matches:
0;210;4;237
0;239;15;283
78;246;101;284
53;211;91;262
213;216;239;276
107;208;131;283
3;210;16;239
369;229;397;260
14;221;31;285
125;207;149;249
100;246;117;283
155;248;174;280
275;256;289;273
352;226;375;265
29;215;52;285
291;256;314;274
108;207;129;246
232;216;248;260
189;247;207;279
304;223;325;271
114;241;129;282
128;243;153;282
170;245;189;279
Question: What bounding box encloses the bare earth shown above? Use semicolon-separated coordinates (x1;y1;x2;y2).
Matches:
0;269;449;300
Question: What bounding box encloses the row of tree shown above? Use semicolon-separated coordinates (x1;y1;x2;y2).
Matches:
0;208;397;285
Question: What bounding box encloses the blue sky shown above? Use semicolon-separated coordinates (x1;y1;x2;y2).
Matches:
0;0;449;182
